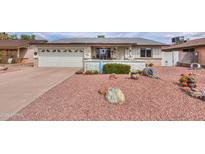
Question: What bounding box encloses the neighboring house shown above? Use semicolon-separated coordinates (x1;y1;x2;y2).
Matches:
29;36;167;71
162;38;205;66
0;40;47;63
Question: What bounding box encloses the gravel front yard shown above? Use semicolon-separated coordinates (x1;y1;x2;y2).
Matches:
9;67;205;121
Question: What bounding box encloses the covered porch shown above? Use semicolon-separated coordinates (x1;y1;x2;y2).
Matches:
90;45;133;60
0;47;27;64
84;45;146;73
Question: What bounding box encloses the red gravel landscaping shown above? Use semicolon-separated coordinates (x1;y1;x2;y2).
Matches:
9;67;205;121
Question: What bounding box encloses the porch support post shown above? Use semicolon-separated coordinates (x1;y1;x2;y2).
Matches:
17;48;20;58
129;46;132;58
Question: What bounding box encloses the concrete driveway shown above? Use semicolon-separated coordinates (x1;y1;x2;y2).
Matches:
0;67;79;120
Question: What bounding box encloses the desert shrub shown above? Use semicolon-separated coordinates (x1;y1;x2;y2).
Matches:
148;63;154;67
146;63;154;67
75;70;84;74
103;63;130;74
85;70;98;74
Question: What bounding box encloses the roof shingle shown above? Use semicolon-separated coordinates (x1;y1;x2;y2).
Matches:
52;37;167;45
0;40;47;49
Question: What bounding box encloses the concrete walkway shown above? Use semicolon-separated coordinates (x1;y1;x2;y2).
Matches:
0;67;79;120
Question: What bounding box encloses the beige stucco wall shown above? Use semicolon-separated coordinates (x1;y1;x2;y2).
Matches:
131;46;162;59
131;46;162;66
134;58;161;66
196;46;205;64
23;46;36;62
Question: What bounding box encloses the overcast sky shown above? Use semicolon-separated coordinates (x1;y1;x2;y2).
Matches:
10;32;205;44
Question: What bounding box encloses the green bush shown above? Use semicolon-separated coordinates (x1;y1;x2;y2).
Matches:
103;63;131;74
85;70;98;74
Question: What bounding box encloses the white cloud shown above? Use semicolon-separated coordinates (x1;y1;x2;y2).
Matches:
32;32;47;39
165;32;205;39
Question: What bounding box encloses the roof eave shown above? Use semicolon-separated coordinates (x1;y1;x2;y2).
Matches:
30;42;167;46
0;45;27;50
162;44;205;51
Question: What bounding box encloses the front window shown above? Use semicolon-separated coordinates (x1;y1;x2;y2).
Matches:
96;48;111;59
140;48;152;58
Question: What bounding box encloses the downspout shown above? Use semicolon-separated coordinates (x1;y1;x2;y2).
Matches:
83;43;87;72
194;50;198;63
172;51;174;66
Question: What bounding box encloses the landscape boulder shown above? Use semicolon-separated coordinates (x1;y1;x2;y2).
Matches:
109;73;118;80
142;67;160;79
129;72;140;80
105;88;125;104
184;87;205;101
98;86;108;96
0;66;8;71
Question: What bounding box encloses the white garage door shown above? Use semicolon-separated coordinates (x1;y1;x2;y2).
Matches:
38;49;83;67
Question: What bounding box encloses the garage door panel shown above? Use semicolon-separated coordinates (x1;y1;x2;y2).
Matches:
38;51;83;67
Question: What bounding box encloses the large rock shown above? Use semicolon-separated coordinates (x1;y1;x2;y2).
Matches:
143;67;160;79
105;88;125;104
109;73;118;80
188;90;202;98
129;72;140;80
0;66;8;71
186;88;205;101
200;91;205;101
98;86;108;96
143;67;155;76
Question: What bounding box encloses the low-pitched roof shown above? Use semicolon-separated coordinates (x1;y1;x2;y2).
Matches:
0;40;47;49
52;38;167;46
162;38;205;51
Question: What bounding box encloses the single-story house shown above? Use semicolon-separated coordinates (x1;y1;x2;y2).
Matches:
29;37;168;71
0;40;47;63
162;38;205;66
0;36;170;71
